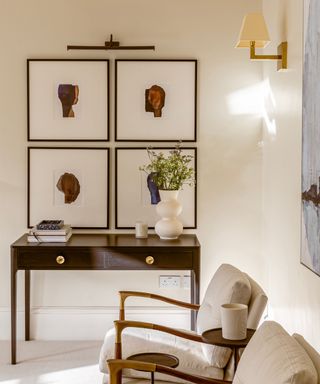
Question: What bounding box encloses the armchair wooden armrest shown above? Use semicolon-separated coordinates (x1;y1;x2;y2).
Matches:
114;320;203;359
119;291;200;320
107;359;231;384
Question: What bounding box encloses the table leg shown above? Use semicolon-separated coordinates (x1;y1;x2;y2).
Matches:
234;347;239;373
190;253;200;331
11;249;17;364
25;270;30;341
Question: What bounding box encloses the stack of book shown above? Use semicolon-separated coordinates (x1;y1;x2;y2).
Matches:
28;221;72;243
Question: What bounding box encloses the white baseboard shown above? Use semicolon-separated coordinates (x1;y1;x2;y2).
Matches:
0;306;190;340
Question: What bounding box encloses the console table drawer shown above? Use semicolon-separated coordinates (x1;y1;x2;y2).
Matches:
105;249;193;269
17;249;104;269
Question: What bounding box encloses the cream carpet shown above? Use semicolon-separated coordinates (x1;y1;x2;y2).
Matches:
0;341;104;384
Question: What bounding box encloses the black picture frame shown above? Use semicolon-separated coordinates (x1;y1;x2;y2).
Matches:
115;146;197;229
301;0;320;277
115;59;197;142
28;147;110;229
27;59;110;142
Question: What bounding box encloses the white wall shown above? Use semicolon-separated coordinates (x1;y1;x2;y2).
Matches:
0;0;263;339
262;0;320;350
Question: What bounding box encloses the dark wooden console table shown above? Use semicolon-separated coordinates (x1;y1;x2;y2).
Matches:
11;233;200;364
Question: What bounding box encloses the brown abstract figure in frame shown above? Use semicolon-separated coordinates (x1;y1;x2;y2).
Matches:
56;172;80;204
58;84;79;118
145;85;165;118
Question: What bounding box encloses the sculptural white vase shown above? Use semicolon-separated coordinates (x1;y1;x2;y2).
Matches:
155;190;183;240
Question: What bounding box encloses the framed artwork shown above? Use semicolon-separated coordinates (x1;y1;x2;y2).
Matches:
115;147;197;229
301;0;320;276
115;59;197;142
27;59;109;141
28;147;109;229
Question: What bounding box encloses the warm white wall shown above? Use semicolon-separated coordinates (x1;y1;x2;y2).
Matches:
262;0;320;350
0;0;263;339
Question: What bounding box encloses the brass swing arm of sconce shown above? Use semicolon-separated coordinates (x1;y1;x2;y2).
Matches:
249;40;288;71
236;14;288;71
67;34;155;51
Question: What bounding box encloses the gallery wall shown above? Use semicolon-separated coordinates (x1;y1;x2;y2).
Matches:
262;0;320;350
0;0;263;339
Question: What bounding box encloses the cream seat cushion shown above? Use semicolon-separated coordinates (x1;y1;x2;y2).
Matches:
233;321;318;384
196;264;251;367
99;327;223;383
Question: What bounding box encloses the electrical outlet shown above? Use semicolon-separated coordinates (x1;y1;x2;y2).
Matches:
159;275;181;288
182;275;190;289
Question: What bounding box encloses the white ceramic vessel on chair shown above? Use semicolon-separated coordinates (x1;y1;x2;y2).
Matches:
221;303;248;340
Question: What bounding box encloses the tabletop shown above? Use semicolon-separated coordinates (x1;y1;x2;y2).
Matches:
202;327;256;348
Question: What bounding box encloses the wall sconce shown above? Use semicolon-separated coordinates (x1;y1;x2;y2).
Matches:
235;13;287;71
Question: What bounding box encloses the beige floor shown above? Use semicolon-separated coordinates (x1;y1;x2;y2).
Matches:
0;340;104;384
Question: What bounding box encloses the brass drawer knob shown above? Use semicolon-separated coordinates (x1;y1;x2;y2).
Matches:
56;255;65;265
145;256;154;265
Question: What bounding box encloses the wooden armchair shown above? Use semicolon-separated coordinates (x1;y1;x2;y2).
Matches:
107;321;320;384
99;264;268;382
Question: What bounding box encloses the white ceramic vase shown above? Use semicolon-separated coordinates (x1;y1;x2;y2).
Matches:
155;190;183;240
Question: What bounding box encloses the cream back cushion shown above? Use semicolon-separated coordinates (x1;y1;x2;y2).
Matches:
244;274;268;329
233;321;318;384
293;334;320;384
196;264;251;368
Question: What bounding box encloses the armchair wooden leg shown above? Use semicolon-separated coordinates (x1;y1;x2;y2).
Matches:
115;342;122;359
119;292;126;321
116;370;122;384
108;362;122;384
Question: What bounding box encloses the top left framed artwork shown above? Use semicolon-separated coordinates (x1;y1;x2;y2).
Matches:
27;59;110;141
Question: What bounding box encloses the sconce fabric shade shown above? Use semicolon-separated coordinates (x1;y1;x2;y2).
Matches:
236;13;270;48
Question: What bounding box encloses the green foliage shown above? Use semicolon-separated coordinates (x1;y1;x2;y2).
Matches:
139;144;195;190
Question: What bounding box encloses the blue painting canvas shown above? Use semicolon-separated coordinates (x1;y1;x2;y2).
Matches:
301;0;320;276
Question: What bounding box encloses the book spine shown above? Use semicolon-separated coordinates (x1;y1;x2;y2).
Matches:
29;227;71;236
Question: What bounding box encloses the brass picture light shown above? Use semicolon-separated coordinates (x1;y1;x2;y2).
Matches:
236;13;287;71
67;34;155;51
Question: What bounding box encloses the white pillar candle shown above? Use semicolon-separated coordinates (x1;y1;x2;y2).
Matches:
221;303;248;340
135;221;148;238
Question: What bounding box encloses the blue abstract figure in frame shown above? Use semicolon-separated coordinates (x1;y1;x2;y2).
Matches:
147;173;160;205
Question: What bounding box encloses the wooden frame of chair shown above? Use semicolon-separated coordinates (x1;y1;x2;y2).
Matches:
118;290;200;321
114;319;205;360
116;290;202;362
107;359;231;384
113;290;233;384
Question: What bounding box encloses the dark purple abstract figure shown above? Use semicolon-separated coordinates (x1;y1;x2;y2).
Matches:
58;84;79;117
147;173;160;205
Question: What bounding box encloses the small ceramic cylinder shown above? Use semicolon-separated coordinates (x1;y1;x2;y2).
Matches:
221;303;248;340
135;221;148;239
